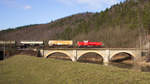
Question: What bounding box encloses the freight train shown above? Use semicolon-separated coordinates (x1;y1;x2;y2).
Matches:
0;40;104;48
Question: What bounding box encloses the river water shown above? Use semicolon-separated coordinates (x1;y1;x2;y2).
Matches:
108;62;150;72
79;60;150;72
53;58;150;72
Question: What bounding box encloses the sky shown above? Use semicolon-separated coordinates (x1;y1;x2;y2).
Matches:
0;0;125;30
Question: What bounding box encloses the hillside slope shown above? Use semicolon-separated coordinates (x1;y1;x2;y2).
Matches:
0;0;150;48
0;13;93;40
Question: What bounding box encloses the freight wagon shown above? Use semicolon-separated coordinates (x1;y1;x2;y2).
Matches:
20;41;44;48
48;40;73;48
0;41;16;47
0;41;16;44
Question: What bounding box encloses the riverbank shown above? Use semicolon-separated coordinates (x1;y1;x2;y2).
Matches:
1;55;150;84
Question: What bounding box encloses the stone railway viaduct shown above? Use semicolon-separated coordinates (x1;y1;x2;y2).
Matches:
40;48;145;63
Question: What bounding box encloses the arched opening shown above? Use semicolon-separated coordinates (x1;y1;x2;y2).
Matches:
110;52;134;64
0;51;3;60
78;52;103;64
47;52;71;61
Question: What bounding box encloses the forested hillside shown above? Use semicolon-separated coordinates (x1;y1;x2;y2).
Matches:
0;13;93;41
0;0;150;48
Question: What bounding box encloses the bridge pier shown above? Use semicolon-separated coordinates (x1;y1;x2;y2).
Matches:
103;59;109;66
72;50;77;62
134;50;142;63
71;57;77;62
103;50;110;63
103;56;109;63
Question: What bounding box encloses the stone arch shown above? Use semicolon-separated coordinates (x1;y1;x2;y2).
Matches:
110;51;135;62
46;51;72;60
77;51;104;63
78;51;105;59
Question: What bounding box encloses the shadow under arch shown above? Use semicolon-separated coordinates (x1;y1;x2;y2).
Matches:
78;52;103;64
110;52;134;63
47;52;71;61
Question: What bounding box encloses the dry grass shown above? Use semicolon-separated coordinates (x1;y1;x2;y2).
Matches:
1;55;150;84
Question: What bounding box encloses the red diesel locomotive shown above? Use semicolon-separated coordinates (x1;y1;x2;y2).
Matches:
77;40;104;48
